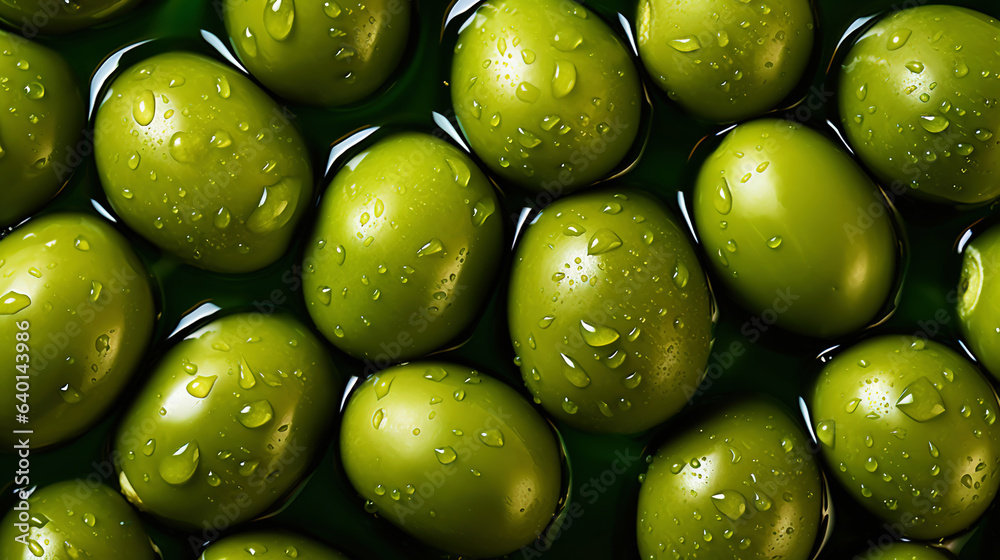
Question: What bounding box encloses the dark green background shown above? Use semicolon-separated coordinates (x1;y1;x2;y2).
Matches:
3;0;999;558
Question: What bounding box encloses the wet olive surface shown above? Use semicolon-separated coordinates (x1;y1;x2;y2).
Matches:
1;0;1000;559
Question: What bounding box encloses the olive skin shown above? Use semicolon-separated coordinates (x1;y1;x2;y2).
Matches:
0;0;143;34
811;336;1000;539
223;0;410;106
637;398;823;560
0;30;85;226
839;5;1000;205
0;481;157;559
200;531;348;559
508;189;712;433
451;0;641;194
94;52;313;273
303;132;502;362
113;313;338;530
636;0;814;123
957;224;1000;380
857;542;951;560
340;362;561;557
0;213;155;449
693;119;898;339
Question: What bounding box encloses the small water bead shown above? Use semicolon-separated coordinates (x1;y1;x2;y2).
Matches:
668;35;701;53
886;29;912;50
919;115;950;133
434;446;457;464
264;0;296;41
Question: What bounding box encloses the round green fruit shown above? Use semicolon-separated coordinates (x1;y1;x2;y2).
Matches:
0;481;156;559
509;189;712;433
693;119;898;338
114;313;339;529
857;542;951;560
0;0;144;34
340;361;562;557
94;51;313;273
958;223;1000;380
200;531;348;559
637;398;824;560
451;0;641;194
636;0;815;123
0;213;155;449
303;132;502;362
811;336;1000;539
0;30;85;226
839;5;1000;205
223;0;410;106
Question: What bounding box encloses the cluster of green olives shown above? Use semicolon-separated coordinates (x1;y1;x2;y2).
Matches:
2;0;1000;558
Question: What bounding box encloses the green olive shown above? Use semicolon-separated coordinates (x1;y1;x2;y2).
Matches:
857;542;951;560
508;189;712;433
811;336;1000;539
451;0;641;194
636;0;815;123
958;223;1000;380
838;5;1000;205
223;0;410;106
113;313;339;530
0;30;84;226
200;531;348;559
693;119;898;338
94;52;313;273
340;361;562;557
637;398;824;560
303;132;502;362
0;213;155;449
0;0;144;34
0;481;156;559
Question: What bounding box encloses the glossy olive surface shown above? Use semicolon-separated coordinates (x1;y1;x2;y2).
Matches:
223;0;410;106
340;361;562;557
451;0;642;194
693;119;898;339
637;398;824;560
114;313;339;530
94;51;313;273
0;213;155;449
0;481;157;559
839;5;1000;205
811;336;1000;539
0;30;84;226
856;541;952;560
508;189;712;433
303;132;502;362
957;223;1000;380
0;0;144;34
200;530;349;559
636;0;815;123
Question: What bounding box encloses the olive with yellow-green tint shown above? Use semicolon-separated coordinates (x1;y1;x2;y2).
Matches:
637;398;824;560
509;189;713;433
0;213;155;449
0;0;144;34
0;481;157;559
839;5;1000;205
958;223;1000;380
0;30;85;226
223;0;410;106
94;52;313;273
303;132;502;362
811;336;1000;539
451;0;641;194
200;531;349;559
693;119;898;339
114;313;339;530
636;0;815;122
340;361;562;557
